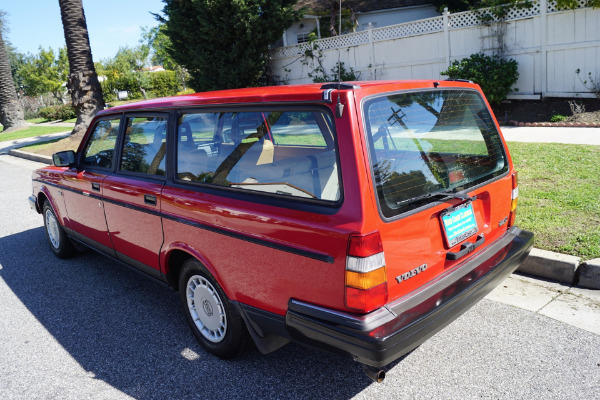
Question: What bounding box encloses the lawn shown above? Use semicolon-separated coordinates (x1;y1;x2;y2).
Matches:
508;142;600;260
0;125;72;142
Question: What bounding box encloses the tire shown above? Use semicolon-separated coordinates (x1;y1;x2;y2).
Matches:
179;259;250;359
42;201;76;259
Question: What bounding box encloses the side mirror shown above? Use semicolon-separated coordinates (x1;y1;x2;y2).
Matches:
52;150;76;167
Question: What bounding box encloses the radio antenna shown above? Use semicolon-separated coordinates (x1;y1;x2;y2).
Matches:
335;0;344;118
337;0;342;85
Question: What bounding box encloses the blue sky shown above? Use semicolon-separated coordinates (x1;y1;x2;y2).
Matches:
2;0;165;61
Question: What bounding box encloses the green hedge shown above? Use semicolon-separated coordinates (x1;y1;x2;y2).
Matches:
148;71;180;98
441;53;519;105
101;70;182;102
38;104;76;121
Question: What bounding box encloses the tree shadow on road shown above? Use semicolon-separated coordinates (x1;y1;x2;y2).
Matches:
0;228;393;399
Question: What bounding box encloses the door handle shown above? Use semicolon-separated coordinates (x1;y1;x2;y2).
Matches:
144;194;157;206
92;182;100;191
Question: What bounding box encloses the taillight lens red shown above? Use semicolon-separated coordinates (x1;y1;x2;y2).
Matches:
345;232;388;313
348;231;383;258
345;283;388;313
508;172;518;227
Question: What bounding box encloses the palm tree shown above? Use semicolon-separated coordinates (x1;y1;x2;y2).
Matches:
0;12;27;132
58;0;104;138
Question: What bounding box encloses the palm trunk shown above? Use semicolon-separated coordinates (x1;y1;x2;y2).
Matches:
0;29;27;132
58;0;105;137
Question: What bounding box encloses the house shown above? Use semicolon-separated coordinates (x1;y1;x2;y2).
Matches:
141;66;166;73
277;0;439;47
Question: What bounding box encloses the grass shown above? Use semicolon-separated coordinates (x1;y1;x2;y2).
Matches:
0;125;72;142
106;99;144;108
20;137;67;152
508;142;600;260
26;118;46;124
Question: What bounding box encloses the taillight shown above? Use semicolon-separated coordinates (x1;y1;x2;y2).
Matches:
508;172;518;227
345;232;388;313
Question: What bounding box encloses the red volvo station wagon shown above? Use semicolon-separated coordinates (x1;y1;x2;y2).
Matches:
29;81;533;382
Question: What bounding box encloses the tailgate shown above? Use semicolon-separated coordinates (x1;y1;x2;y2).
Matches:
361;88;514;301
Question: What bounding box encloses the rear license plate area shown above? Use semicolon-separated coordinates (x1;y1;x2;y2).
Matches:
441;202;478;247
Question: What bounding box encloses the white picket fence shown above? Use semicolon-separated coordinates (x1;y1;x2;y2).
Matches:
270;0;600;98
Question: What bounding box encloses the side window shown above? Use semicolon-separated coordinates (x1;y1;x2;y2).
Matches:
81;118;120;168
176;109;340;202
120;116;168;176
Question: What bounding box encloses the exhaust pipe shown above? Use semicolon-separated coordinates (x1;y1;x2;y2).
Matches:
362;364;385;383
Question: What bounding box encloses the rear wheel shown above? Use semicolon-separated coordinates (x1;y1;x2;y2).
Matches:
179;258;250;359
42;201;75;258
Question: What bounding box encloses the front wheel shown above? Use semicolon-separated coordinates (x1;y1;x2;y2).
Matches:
42;201;75;259
179;259;250;359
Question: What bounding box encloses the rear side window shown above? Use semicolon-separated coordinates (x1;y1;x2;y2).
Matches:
176;109;340;202
120;116;168;176
363;90;508;218
81;118;120;169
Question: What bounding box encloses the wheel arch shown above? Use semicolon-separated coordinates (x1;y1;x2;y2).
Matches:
162;243;233;299
37;188;64;221
36;191;48;214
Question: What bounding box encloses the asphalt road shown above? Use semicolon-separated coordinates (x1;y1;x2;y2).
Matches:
1;154;599;400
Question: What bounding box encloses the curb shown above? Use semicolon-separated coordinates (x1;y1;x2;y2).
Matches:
5;150;600;290
577;259;600;290
517;248;579;284
502;121;600;127
8;149;52;164
516;248;600;290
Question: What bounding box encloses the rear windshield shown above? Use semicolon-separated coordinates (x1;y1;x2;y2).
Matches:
363;89;508;218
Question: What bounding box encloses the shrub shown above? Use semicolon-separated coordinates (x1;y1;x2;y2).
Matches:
148;70;181;98
101;71;182;102
550;114;567;122
38;104;76;121
177;88;195;95
100;74;149;102
441;53;519;105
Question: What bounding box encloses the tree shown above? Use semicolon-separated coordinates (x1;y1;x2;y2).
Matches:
97;45;152;101
157;0;303;91
58;0;104;137
0;10;27;132
7;44;26;92
141;24;190;91
141;24;177;70
20;47;69;103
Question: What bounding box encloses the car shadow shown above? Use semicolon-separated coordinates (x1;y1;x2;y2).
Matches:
0;228;390;399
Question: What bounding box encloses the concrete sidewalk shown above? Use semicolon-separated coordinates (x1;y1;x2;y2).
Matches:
487;274;600;335
501;126;600;145
0;130;71;156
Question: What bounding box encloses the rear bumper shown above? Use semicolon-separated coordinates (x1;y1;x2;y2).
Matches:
285;226;534;368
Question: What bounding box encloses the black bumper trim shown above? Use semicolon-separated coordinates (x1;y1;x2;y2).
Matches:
286;227;534;367
28;195;40;213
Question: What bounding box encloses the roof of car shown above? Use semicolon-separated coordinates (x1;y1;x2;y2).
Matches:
100;80;477;114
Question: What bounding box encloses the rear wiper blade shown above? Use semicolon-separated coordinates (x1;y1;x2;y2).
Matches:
396;191;474;206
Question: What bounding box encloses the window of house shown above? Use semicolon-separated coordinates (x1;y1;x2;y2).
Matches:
297;33;310;44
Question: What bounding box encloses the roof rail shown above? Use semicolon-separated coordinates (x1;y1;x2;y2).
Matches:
444;79;474;84
320;83;361;90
